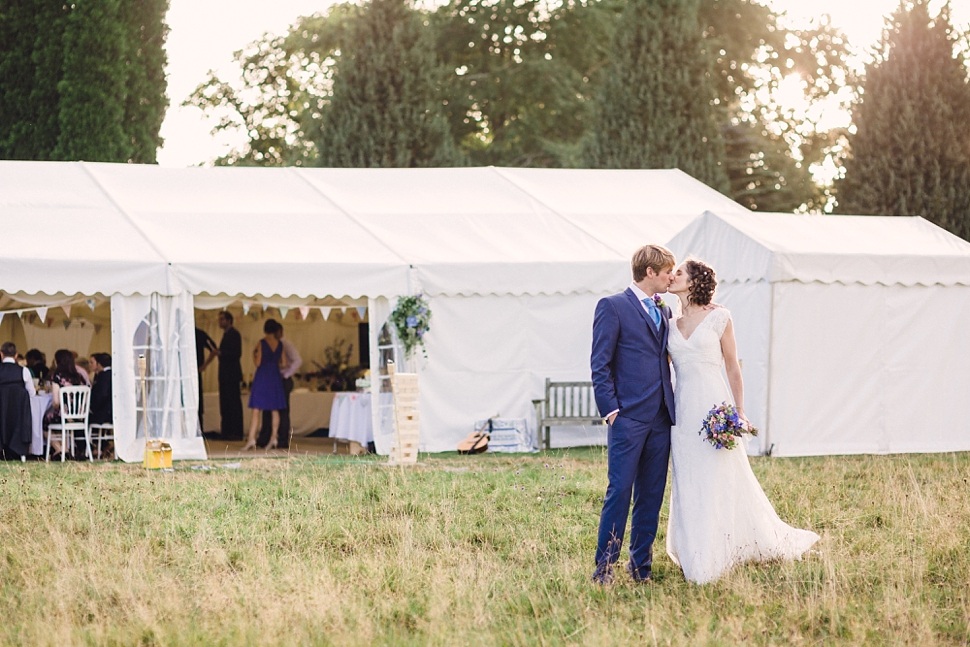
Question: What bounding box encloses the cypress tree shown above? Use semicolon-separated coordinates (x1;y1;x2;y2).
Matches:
0;0;168;162
0;0;34;158
120;0;170;163
54;0;129;161
27;1;70;160
316;0;464;167
837;0;970;240
583;0;728;192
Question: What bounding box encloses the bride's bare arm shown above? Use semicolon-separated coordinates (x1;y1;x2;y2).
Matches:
720;319;747;421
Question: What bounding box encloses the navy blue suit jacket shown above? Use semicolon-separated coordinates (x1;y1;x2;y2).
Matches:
590;288;676;425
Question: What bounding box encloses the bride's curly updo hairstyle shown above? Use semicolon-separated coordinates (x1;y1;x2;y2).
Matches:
685;260;717;306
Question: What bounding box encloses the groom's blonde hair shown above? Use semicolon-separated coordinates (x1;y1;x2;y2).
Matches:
632;244;676;281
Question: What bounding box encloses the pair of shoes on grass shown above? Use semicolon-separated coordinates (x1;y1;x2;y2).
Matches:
591;561;653;585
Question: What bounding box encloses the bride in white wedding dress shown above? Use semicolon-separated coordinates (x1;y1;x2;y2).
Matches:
665;259;819;584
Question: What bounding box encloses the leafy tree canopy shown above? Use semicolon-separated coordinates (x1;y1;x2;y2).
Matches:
836;0;970;239
188;0;852;210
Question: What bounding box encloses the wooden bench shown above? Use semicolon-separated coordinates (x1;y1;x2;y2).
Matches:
532;378;603;450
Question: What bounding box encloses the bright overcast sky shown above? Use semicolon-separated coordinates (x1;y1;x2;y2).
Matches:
156;0;970;167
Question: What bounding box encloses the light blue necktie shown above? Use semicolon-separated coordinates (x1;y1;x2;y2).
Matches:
642;298;661;330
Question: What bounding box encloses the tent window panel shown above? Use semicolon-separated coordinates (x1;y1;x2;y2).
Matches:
132;296;196;440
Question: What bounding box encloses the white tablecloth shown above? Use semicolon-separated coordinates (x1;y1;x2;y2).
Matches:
329;392;373;445
29;393;53;455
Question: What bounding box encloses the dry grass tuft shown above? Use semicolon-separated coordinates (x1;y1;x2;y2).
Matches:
0;450;968;645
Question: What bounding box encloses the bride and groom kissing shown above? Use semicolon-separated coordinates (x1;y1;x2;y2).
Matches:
590;244;818;585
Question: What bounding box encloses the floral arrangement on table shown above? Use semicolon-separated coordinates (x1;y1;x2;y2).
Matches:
390;294;432;359
700;402;758;450
306;339;366;391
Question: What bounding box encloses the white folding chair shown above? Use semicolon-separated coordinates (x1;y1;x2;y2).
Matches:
46;385;92;462
89;422;114;459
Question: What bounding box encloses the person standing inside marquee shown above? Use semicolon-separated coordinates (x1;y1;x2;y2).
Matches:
216;311;244;441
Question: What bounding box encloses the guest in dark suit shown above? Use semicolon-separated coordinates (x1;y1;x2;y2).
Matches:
0;342;34;460
195;327;218;431
88;353;112;425
217;311;244;440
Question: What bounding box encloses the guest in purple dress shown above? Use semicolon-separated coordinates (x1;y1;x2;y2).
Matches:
242;319;288;450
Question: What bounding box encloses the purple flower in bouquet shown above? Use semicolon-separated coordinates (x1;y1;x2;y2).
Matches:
652;294;666;309
699;402;758;450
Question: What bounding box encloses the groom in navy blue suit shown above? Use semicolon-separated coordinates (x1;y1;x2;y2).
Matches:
591;244;677;583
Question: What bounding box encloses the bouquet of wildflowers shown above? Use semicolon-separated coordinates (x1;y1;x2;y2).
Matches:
390;294;432;359
700;402;757;450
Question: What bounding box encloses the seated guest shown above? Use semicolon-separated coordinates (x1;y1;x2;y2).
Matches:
44;349;88;459
25;349;49;382
89;353;112;425
72;352;92;386
0;342;34;460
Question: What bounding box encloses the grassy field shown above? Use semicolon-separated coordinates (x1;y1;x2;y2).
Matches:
0;449;967;646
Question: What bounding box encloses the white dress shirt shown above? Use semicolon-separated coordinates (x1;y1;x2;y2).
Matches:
3;357;36;395
629;281;655;314
280;338;302;379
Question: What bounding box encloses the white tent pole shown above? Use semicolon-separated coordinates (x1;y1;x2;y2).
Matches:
764;281;777;456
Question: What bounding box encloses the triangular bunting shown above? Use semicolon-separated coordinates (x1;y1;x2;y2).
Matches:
94;324;102;334
36;307;48;323
86;299;96;311
61;304;71;318
319;307;333;320
242;300;253;315
279;306;290;319
0;312;5;327
339;307;348;314
356;307;367;320
262;303;269;312
298;306;310;321
63;319;71;330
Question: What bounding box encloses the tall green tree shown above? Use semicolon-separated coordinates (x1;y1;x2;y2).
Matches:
836;0;970;238
583;0;728;191
120;0;170;163
185;6;355;166
189;0;850;203
54;0;129;161
316;0;464;167
0;0;169;162
431;0;621;167
0;0;68;159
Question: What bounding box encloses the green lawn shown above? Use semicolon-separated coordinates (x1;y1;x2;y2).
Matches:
0;450;967;646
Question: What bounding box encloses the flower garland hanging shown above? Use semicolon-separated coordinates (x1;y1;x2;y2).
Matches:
390;294;432;359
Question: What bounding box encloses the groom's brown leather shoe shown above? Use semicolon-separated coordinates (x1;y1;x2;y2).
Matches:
627;561;652;582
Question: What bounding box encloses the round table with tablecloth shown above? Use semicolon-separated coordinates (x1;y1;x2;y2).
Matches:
328;392;374;446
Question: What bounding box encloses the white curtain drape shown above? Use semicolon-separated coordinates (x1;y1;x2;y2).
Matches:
111;292;206;462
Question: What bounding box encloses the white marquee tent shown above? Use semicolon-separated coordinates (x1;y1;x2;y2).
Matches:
668;211;970;457
0;161;745;461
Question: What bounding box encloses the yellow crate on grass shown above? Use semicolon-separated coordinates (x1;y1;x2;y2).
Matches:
143;439;172;469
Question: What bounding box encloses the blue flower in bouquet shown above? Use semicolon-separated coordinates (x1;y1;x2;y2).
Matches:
406;315;418;328
699;401;758;450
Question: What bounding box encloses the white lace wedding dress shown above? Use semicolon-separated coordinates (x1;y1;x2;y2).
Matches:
666;307;819;584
